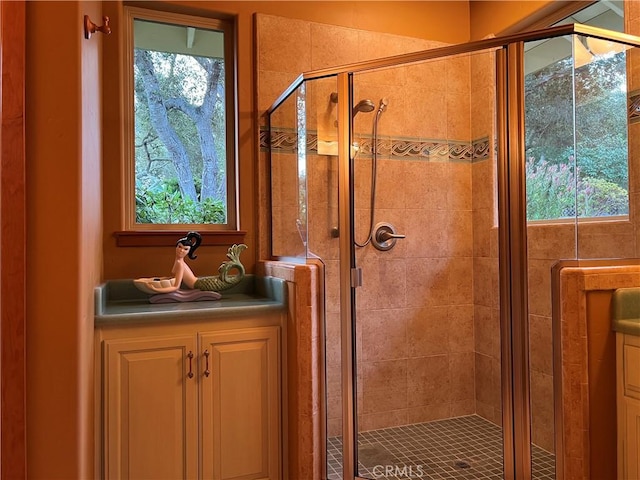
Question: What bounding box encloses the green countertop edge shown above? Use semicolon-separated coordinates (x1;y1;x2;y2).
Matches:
95;275;287;326
612;287;640;336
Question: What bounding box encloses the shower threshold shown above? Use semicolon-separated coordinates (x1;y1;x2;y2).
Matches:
326;415;555;480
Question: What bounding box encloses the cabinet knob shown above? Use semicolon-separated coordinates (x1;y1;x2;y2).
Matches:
204;349;210;377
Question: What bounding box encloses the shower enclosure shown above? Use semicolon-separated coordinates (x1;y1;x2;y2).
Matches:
268;23;640;480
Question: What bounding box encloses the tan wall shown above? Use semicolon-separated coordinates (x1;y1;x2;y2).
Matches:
469;0;555;39
26;1;102;477
260;12;500;435
24;0;596;475
101;0;472;284
24;1;472;476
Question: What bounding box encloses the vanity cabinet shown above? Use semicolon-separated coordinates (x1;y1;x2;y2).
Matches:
103;335;198;479
616;333;640;479
97;324;281;480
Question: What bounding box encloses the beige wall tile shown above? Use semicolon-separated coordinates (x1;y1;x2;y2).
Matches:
406;306;449;357
473;208;492;259
450;399;476;418
404;161;449;211
471;160;494;212
407;404;451;424
310;23;359;70
475;352;496;407
577;232;636;259
360;410;408;432
529;314;553;376
530;370;555;452
448;305;475;353
361;359;407;393
526;223;576;260
449;211;474;257
527;259;554;317
473;257;493;307
257;14;311;73
406;258;450;307
405;58;447;92
356;256;407;310
474;305;496;358
407;355;450;406
449;257;474;304
450;352;475;401
361;387;408;414
449;163;472;211
375;159;406;210
401;84;448;139
447;91;471;141
446;54;471;96
360;308;407;362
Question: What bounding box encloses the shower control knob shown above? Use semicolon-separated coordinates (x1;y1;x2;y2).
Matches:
377;230;405;242
372;222;405;251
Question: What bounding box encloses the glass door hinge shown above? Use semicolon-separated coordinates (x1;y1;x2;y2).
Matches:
350;267;363;288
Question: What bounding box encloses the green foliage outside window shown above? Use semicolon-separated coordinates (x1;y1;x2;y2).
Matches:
133;18;229;225
135;176;226;224
524;39;629;221
525;159;628;220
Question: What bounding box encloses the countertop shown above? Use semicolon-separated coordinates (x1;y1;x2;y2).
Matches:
95;275;286;326
612;287;640;336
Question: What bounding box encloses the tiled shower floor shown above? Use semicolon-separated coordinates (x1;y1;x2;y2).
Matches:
326;415;556;480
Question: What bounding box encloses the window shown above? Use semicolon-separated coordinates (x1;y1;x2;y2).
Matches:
524;2;628;222
123;7;237;231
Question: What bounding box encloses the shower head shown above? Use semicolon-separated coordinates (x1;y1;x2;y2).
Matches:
353;99;375;117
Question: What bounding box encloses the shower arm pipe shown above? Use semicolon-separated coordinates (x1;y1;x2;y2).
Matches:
267;23;640;115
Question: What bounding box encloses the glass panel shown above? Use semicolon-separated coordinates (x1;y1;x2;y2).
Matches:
349;48;503;479
524;35;580;224
132;17;231;225
295;76;344;479
269;84;307;259
524;35;578;480
525;32;635;479
575;35;637;480
574;34;632;259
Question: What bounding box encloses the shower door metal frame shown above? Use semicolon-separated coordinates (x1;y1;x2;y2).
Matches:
267;23;640;480
327;24;640;480
496;41;532;480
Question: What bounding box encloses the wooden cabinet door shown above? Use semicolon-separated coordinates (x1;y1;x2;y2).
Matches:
199;326;280;480
103;335;198;479
621;398;640;480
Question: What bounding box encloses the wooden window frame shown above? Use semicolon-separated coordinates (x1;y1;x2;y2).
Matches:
117;7;240;246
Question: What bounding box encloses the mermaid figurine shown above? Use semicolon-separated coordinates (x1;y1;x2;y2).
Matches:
133;232;247;294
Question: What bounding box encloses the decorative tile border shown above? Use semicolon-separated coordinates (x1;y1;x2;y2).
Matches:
260;126;491;163
629;90;640;125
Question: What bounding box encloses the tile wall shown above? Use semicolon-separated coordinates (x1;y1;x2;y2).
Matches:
259;11;502;440
259;7;640;460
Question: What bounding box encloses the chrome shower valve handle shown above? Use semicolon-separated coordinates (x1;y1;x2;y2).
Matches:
372;222;405;251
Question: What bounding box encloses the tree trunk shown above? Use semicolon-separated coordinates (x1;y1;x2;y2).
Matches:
195;116;223;202
195;58;224;202
134;50;197;201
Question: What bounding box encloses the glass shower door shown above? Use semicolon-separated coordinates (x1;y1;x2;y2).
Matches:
349;49;505;480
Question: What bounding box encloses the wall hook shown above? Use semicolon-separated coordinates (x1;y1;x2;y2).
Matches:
84;15;111;40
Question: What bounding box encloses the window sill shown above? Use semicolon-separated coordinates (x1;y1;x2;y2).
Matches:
526;215;629;226
114;230;247;247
